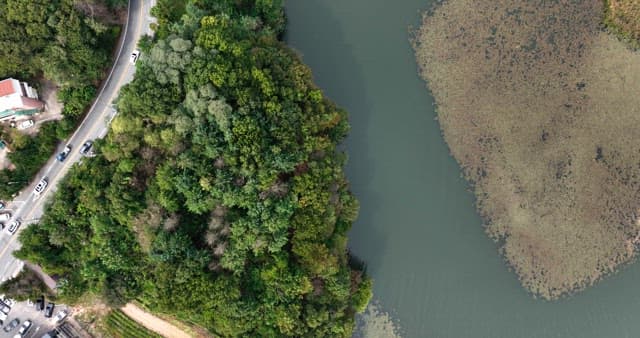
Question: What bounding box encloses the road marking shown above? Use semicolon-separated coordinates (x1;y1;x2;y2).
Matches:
0;1;148;266
44;164;54;176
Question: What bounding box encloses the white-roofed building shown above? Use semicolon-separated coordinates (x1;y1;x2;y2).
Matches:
0;78;44;120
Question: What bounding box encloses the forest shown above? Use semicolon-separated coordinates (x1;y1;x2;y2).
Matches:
15;0;372;336
0;0;124;198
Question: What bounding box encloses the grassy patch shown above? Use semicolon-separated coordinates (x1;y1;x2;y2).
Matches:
604;0;640;48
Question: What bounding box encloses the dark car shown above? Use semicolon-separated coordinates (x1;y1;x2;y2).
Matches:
79;140;93;155
3;318;18;332
35;296;44;311
56;145;72;162
42;330;58;338
0;201;5;210
45;302;55;317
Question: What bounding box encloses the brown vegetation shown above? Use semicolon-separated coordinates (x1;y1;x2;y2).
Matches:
414;0;640;299
605;0;640;47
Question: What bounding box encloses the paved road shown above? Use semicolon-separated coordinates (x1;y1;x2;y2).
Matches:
0;0;154;284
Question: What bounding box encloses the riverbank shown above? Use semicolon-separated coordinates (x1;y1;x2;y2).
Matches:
413;0;640;299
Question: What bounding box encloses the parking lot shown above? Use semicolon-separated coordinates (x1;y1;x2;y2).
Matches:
0;297;68;338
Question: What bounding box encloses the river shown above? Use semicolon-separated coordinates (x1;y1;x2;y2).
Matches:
284;1;640;338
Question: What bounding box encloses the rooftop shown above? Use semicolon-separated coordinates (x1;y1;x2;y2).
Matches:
0;79;16;97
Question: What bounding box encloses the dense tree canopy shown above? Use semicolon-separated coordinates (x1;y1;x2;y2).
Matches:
0;0;121;84
16;0;371;336
0;0;123;198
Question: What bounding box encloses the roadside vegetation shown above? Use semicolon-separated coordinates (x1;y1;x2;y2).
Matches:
604;0;640;48
0;0;125;198
15;0;372;336
0;267;54;302
414;0;640;299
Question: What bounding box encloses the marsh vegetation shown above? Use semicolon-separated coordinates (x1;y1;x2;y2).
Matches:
414;0;640;299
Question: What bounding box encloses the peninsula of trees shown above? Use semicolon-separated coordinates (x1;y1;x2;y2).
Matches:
15;0;372;336
414;0;640;299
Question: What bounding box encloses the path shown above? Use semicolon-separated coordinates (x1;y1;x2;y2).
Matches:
121;303;192;338
24;262;56;290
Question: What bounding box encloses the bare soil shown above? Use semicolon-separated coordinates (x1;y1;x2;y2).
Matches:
37;79;64;124
414;0;640;299
0;148;10;171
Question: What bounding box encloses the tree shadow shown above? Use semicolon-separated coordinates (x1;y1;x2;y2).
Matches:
283;0;383;275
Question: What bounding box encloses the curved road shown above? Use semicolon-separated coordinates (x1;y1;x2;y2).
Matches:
0;0;154;283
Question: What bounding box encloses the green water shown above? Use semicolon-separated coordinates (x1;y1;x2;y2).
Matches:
285;1;640;338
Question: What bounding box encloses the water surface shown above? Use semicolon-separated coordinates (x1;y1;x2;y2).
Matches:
285;1;640;337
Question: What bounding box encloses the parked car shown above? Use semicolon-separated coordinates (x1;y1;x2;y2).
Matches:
0;212;11;222
2;297;14;307
56;145;72;162
0;301;11;315
41;330;57;338
16;119;34;130
0;201;6;210
0;312;7;325
35;296;44;311
53;309;68;324
130;50;140;64
17;320;31;335
79;140;93;155
7;220;20;235
33;178;48;195
44;302;54;318
3;318;18;332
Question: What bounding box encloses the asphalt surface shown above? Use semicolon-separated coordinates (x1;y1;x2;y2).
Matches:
0;298;69;338
0;0;154;284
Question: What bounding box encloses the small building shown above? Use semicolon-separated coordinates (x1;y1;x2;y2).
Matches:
0;78;44;121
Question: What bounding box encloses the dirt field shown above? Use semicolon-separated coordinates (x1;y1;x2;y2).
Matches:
38;79;63;123
414;0;640;299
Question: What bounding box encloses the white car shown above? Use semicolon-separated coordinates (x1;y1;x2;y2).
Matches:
33;178;48;195
130;50;140;64
17;320;31;335
1;297;14;307
53;309;68;323
7;220;20;235
16;120;34;130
